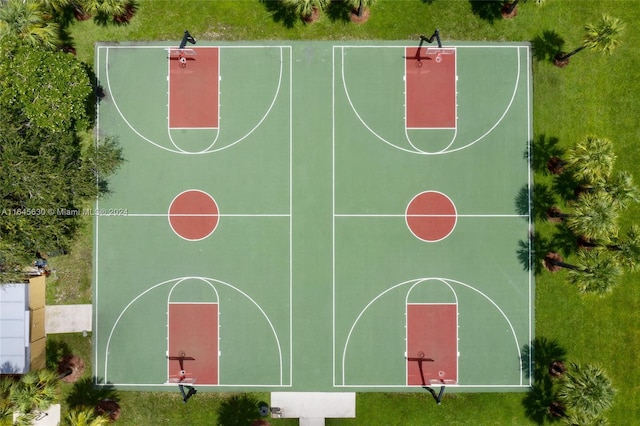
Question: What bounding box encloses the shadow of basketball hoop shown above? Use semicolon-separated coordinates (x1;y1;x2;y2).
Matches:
406;351;435;386
168;350;196;371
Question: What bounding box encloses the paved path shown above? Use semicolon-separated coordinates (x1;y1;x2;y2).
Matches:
45;304;92;334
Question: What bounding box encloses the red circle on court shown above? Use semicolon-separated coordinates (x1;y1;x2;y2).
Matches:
168;190;219;241
405;191;457;242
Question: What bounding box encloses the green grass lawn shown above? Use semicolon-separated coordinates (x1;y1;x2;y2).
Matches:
46;214;93;305
49;0;640;423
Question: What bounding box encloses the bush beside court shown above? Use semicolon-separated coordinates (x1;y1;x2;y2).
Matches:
7;0;637;423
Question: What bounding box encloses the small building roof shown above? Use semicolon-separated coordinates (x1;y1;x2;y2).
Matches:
0;283;29;374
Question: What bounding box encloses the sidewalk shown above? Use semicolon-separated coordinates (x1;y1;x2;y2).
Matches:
45;304;92;334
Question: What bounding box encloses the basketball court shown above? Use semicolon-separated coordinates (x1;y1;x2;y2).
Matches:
93;41;533;393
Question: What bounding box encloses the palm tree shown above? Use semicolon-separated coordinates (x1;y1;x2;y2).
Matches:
565;249;621;296
218;394;261;425
565;190;619;242
10;369;60;417
566;136;615;188
562;411;608;425
80;0;126;17
604;224;640;271
555;15;625;67
0;0;59;48
80;0;137;24
544;249;622;296
501;0;521;17
346;0;377;20
0;376;14;424
558;363;616;420
282;0;328;23
502;0;548;19
605;171;640;210
64;408;110;426
40;0;72;16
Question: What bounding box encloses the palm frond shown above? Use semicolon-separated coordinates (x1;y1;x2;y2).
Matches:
584;15;625;55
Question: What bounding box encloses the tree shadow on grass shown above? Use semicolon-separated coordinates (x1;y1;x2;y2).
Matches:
551;171;580;205
45;340;72;371
56;24;76;55
81;62;104;129
522;337;567;379
521;337;567;424
218;394;261;426
530;134;564;175
468;0;504;23
549;223;581;258
531;30;565;63
517;230;554;275
523;376;560;424
66;377;119;409
514;182;557;222
326;0;353;23
259;0;298;28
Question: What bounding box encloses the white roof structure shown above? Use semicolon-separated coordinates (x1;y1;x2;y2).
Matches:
0;283;30;374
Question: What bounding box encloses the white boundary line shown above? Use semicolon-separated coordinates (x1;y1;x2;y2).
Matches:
288;45;294;387
332;46;337;387
166;279;220;385
526;45;534;387
94;47;101;384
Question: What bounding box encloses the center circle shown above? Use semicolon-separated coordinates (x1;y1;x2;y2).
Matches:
168;189;219;241
405;191;457;242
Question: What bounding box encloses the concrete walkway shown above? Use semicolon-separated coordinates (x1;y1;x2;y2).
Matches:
270;392;356;425
45;304;92;334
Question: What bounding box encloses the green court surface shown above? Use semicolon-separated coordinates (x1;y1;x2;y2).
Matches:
93;41;533;392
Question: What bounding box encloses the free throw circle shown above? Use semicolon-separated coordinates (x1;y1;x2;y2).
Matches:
406;191;457;242
168;190;219;241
